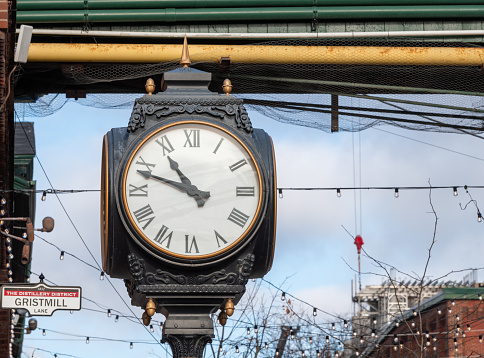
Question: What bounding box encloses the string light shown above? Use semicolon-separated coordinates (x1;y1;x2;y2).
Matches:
326;336;330;343
438;308;442;315
275;348;279;356
452;299;456;306
480;335;483;343
130;342;133;349
373;318;377;325
448;307;452;313
394;334;398;343
42;329;46;336
219;345;223;352
336;188;341;197
150;325;154;332
100;271;105;280
344;320;348;328
278;189;283;199
433;336;437;342
86;337;89;344
313;307;317;316
59;251;64;260
115;315;119;322
309;337;313;344
281;292;285;301
396;321;400;327
332;323;335;330
478;212;482;222
265;342;268;349
236;346;239;353
453;187;458;196
41;191;47;201
291;329;294;339
247;327;250;335
371;329;376;337
454;338;457;346
0;196;5;205
394;188;399;198
393;343;398;351
359;336;364;344
413;310;417;316
316;350;320;357
254;325;258;333
479;294;482;301
107;309;111;317
399;341;404;349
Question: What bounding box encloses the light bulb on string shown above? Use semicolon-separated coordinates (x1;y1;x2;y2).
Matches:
326;336;329;343
316;350;320;357
22;232;27;239
219;346;223;352
42;329;46;336
448;307;452;314
373;318;377;325
336;189;341;197
99;271;105;280
247;327;250;335
278;189;283;199
332;323;335;330
371;329;376;338
433;336;437;342
309;337;312;344
353;331;357;336
313;307;317;316
425;330;429;338
344;320;348;328
265;342;268;349
0;208;5;216
130;342;133;349
107;309;111;317
281;292;285;301
479;294;482;301
59;251;64;260
359;336;364;344
452;299;455;306
115;315;119;322
394;334;398;343
412;310;417;316
302;351;305;357
480;335;483;343
399;341;403;349
454;338;457;347
438;308;442;315
433;346;437;351
467;324;471;331
478;212;482;222
0;196;5;205
394;188;399;198
236;346;239;353
150;325;154;332
70;310;73;314
355;350;360;356
456;324;461;332
396;321;400;327
41;191;47;201
453;187;458;196
254;325;258;333
86;337;89;344
275;348;279;356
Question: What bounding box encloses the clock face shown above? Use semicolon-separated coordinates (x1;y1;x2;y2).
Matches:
121;120;263;260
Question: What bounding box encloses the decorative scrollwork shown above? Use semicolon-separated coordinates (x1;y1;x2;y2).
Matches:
196;270;238;285
127;254;145;285
237;254;255;285
127;97;253;134
163;334;212;358
145;270;187;285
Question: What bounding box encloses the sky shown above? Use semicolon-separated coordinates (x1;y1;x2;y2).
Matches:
14;93;484;358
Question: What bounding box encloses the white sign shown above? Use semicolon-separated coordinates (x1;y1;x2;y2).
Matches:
1;283;81;316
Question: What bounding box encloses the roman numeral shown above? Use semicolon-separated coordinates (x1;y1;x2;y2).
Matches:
213;138;224;154
154;225;173;248
183;129;200;147
155;135;175;156
214;230;228;248
227;208;250;228
135;156;156;173
229;159;248;172
133;204;155;230
129;184;148;197
185;235;199;253
236;186;255;197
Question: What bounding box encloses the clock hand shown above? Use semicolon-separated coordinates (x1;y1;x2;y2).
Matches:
167;156;210;200
137;170;210;207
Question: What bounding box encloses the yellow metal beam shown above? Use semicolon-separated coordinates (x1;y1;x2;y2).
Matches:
27;43;484;66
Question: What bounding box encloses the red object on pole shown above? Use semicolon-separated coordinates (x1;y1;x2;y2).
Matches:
354;235;364;254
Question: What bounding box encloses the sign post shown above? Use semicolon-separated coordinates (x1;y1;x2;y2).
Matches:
1;283;81;316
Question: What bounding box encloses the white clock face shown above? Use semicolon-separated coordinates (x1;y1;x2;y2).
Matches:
122;120;263;259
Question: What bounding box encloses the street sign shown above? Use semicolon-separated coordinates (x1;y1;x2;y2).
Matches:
1;283;81;316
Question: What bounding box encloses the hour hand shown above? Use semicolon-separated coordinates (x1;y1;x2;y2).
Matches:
167;156;191;185
137;170;210;207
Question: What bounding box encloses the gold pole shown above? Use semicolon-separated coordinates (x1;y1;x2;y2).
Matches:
26;43;484;66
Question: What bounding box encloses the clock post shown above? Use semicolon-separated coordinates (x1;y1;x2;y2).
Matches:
101;61;276;357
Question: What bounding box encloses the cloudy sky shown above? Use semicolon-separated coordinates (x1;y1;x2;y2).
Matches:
16;93;484;358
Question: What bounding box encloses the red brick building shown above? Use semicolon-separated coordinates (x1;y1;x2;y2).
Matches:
366;287;484;358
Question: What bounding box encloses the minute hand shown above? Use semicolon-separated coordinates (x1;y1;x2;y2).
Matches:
137;170;210;206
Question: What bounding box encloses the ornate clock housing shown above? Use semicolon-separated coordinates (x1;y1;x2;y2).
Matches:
119;119;264;261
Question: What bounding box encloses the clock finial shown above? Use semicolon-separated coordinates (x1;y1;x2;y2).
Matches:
145;78;155;95
180;34;191;68
222;78;232;96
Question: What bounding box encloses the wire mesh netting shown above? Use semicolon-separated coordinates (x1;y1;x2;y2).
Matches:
15;37;484;134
